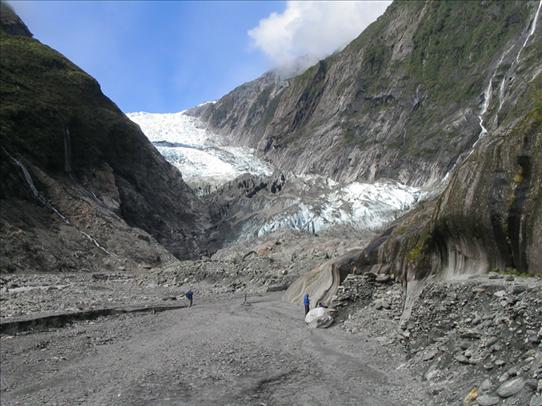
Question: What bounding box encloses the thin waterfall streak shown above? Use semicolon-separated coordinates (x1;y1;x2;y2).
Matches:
516;0;542;63
440;47;510;187
80;231;116;257
495;45;515;113
3;148;70;224
3;148;115;257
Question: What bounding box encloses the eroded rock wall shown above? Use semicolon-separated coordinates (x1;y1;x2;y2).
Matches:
191;1;537;187
358;93;542;278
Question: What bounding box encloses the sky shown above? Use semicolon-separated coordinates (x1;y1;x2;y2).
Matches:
9;1;390;113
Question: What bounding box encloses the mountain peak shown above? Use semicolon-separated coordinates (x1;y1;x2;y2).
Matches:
0;2;32;37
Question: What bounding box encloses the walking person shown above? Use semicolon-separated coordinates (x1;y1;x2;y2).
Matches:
304;293;310;316
185;290;193;307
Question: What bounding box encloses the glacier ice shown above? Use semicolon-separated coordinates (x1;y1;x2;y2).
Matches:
239;175;421;240
127;109;422;239
127;110;273;193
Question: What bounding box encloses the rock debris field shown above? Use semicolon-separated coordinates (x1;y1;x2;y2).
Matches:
2;292;428;405
1;256;541;405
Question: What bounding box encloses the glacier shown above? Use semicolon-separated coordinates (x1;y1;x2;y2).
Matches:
127;109;422;239
127;110;273;194
237;174;421;240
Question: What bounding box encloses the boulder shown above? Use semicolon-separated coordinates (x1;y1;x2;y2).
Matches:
305;307;336;329
497;377;525;398
476;395;500;406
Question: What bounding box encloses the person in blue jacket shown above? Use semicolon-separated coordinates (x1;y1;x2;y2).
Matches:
186;290;193;307
304;293;310;316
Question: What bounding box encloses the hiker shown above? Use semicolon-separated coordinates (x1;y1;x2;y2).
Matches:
185;290;193;307
304;293;310;315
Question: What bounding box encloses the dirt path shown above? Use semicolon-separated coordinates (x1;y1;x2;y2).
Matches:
1;293;428;405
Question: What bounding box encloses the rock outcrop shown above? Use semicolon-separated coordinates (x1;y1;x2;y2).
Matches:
0;3;209;273
285;250;361;306
191;1;539;187
193;0;542;276
357;79;541;278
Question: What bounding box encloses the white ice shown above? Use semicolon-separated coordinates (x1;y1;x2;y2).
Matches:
243;176;421;239
127;110;422;238
127;110;273;191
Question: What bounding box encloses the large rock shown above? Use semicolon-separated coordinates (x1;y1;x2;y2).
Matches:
476;395;500;406
285;250;360;305
305;307;335;329
497;377;525;398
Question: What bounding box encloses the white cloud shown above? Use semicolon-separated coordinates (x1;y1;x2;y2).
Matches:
248;1;391;74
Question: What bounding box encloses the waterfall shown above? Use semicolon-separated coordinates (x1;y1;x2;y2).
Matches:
498;0;542;112
477;79;493;138
4;148;70;224
64;127;72;175
11;155;44;202
80;231;115;256
439;1;541;186
515;0;542;63
4;148;115;257
439;53;506;185
475;49;510;141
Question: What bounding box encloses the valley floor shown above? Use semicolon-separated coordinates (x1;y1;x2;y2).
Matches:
0;292;428;406
1;247;540;405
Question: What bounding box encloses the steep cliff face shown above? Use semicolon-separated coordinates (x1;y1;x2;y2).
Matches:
358;90;541;278
0;3;209;272
193;0;542;276
192;1;537;187
356;0;542;277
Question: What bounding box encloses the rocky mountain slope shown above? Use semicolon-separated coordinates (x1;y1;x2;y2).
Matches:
358;84;541;278
191;0;542;277
191;1;538;188
0;3;209;273
355;1;542;278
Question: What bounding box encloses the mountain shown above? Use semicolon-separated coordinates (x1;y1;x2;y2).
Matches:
357;0;542;277
126;109;422;245
0;2;209;273
191;1;539;187
1;0;540;278
359;88;541;278
191;0;542;276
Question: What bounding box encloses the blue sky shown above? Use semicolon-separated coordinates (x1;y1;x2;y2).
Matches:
10;1;284;113
9;1;390;113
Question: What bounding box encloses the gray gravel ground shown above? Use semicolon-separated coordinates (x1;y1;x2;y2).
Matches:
1;292;428;405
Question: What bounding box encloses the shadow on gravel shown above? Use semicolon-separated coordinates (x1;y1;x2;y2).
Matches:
0;303;186;335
